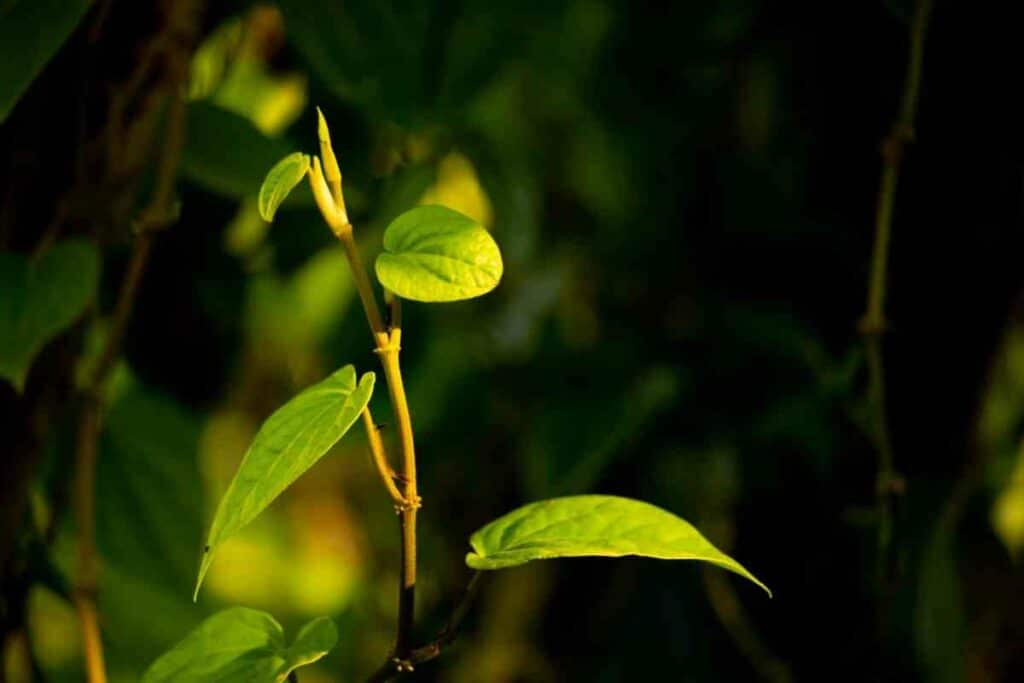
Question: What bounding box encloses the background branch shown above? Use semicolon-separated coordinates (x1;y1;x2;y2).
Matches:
860;0;934;583
72;34;191;683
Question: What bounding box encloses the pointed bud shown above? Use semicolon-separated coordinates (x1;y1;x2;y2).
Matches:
316;107;342;191
309;156;348;233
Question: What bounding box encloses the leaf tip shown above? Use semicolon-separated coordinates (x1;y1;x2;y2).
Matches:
193;549;214;602
4;371;27;394
726;561;772;598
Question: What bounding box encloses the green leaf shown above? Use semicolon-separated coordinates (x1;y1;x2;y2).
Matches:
181;102;311;206
0;0;90;122
276;0;433;120
914;517;965;683
375;205;503;302
93;387;211;674
98;387;204;590
258;153;311;221
142;607;337;683
194;366;374;599
466;495;770;595
0;240;100;391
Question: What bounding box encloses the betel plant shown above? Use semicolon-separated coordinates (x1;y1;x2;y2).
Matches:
143;110;771;682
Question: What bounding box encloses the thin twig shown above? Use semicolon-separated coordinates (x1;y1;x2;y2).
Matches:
860;0;933;580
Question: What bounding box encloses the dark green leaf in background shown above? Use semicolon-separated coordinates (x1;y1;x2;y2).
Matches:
96;386;209;674
195;366;375;598
181;102;311;206
0;239;100;391
467;495;770;595
276;0;433;120
0;0;90;121
142;607;337;683
375;205;503;302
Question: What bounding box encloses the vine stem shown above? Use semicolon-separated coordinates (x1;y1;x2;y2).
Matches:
361;405;404;505
861;0;933;578
308;155;420;666
72;58;188;683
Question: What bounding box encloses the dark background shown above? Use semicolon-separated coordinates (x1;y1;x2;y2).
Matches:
2;0;1024;681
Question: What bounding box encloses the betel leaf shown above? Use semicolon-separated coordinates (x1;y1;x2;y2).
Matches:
0;240;100;391
194;366;374;599
0;0;90;122
142;607;337;683
181;102;312;207
96;387;208;672
375;205;503;302
258;153;311;222
466;495;770;595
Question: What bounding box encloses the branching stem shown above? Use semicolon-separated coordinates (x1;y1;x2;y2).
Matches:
309;152;421;667
367;572;483;683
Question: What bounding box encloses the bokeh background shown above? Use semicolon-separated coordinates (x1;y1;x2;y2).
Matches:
2;0;1024;681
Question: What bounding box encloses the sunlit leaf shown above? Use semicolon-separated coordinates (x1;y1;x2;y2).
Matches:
375;205;503;302
0;0;90;121
142;607;337;683
258;153;311;222
0;240;100;391
195;366;374;598
466;495;770;595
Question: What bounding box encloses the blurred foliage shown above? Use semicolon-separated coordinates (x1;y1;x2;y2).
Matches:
3;0;1024;682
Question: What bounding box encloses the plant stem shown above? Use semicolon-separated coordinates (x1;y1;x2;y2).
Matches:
366;572;483;683
861;0;933;579
361;406;404;506
72;76;187;683
311;161;421;665
376;345;418;657
337;228;390;349
73;401;107;683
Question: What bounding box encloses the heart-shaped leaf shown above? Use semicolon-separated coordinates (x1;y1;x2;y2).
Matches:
375;205;503;302
0;0;91;122
258;152;311;221
142;607;337;683
194;366;374;599
0;239;100;391
466;495;770;595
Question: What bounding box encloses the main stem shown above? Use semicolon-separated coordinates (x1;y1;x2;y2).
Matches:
861;0;933;579
333;226;419;660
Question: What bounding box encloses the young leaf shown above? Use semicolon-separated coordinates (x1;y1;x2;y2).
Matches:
0;0;91;122
466;495;770;595
142;607;337;683
375;205;503;302
194;366;374;599
258;152;311;221
0;240;100;391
